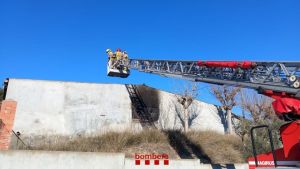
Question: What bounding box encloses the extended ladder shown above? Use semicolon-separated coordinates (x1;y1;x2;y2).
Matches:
128;59;300;97
125;84;156;128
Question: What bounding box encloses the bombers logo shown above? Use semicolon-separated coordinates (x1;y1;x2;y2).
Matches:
135;153;169;165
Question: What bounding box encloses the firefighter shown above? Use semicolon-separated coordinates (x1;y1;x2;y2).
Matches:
106;49;115;68
113;48;123;69
106;48;114;59
115;48;123;60
122;51;129;71
123;51;128;60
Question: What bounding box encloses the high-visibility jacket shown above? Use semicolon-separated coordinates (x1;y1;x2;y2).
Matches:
115;51;123;60
108;52;116;60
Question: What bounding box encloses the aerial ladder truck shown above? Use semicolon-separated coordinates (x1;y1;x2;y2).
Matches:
107;51;300;169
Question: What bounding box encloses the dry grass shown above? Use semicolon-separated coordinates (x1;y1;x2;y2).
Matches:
20;130;178;158
18;130;245;163
185;130;244;163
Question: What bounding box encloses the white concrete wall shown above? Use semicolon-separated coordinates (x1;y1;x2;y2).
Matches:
125;159;248;169
6;78;226;137
0;150;125;169
6;79;132;136
0;150;248;169
125;158;202;169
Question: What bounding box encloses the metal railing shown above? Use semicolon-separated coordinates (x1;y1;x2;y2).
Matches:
250;125;277;168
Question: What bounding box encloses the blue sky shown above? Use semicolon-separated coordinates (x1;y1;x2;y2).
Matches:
1;0;300;113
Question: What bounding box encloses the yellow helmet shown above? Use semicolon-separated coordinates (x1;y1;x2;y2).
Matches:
106;49;111;53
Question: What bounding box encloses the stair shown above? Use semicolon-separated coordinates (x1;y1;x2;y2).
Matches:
125;84;156;129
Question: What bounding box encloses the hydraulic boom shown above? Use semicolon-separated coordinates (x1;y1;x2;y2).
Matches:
107;51;300;169
128;59;300;96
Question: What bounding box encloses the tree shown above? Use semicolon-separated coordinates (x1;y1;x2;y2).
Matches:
175;82;199;132
233;89;284;158
210;85;240;134
239;89;278;123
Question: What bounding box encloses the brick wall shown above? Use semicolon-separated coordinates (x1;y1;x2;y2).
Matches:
0;100;17;150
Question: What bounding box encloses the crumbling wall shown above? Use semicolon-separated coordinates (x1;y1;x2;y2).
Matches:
5;79;225;140
135;85;160;121
0;100;17;150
